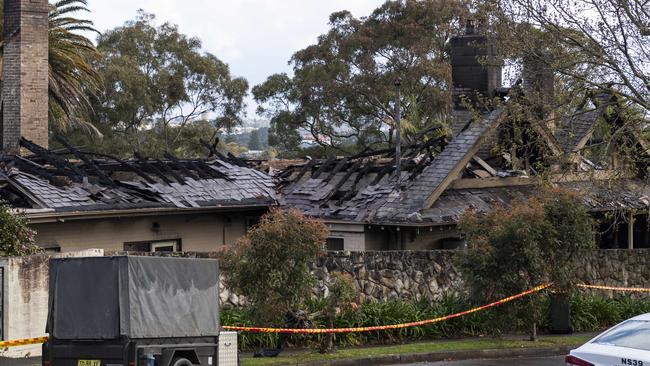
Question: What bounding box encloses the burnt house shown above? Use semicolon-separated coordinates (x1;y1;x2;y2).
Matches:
0;0;275;253
279;21;650;251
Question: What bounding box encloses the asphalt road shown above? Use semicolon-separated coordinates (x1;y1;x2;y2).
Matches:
396;355;564;366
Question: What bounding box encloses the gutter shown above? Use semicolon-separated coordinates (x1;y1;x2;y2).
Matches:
26;204;271;224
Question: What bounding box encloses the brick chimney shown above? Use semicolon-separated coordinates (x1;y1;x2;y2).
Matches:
1;0;49;153
523;51;555;119
450;20;502;109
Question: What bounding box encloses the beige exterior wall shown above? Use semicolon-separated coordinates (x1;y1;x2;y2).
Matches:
32;211;263;253
327;222;366;251
1;249;103;357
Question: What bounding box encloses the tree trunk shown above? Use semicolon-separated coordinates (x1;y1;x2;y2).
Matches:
530;322;538;341
319;315;334;353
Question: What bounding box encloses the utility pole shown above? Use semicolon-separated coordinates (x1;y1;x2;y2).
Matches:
394;77;402;191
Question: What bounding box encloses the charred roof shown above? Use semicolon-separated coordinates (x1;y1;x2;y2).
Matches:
0;137;276;213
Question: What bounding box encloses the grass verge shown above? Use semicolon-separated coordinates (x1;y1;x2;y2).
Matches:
241;334;593;366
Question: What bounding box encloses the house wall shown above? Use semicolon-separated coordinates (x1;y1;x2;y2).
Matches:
0;249;103;357
363;225;463;250
402;227;464;250
326;222;366;251
31;211;263;253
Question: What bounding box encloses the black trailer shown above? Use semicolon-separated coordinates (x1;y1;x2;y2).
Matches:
42;256;220;366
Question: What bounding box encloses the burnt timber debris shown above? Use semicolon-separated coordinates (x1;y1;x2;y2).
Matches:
0;137;276;212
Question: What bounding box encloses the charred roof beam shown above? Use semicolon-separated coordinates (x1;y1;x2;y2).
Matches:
20;138;84;182
133;152;174;185
53;135;116;186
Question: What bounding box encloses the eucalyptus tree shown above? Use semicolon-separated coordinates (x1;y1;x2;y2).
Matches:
254;0;471;152
91;11;248;154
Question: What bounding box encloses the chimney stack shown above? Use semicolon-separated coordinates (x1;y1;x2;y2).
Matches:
523;51;555;119
1;0;49;153
450;19;502;109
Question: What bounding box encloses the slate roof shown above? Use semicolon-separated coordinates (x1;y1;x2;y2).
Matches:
279;94;649;226
554;93;613;153
419;179;650;226
0;141;276;213
375;108;503;222
280;109;506;224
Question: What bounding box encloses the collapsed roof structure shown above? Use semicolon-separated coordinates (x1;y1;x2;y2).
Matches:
1;137;275;215
278;21;650;250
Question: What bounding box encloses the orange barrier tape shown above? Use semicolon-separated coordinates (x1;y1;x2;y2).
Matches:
0;336;49;348
222;283;552;334
8;282;644;345
578;284;650;292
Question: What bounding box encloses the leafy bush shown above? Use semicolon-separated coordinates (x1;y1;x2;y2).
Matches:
0;202;40;257
458;188;596;339
222;208;327;324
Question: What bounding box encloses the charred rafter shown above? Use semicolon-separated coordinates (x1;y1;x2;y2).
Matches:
20;138;84;182
54;135;116;186
133;152;174;185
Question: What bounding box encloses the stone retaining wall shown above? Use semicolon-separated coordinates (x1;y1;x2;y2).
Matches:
112;249;650;307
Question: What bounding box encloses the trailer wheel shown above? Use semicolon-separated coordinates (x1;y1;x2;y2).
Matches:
170;357;193;366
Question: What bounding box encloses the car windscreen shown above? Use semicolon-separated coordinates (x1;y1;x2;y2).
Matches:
592;320;650;351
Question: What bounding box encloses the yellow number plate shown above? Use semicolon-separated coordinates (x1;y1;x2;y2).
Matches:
77;360;100;366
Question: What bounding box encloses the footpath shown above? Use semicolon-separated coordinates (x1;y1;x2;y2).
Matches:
239;332;596;366
0;333;595;366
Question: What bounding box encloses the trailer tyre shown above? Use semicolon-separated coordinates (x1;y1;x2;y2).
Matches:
170;357;193;366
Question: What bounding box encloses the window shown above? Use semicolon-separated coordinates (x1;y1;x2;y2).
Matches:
124;239;181;252
38;243;61;253
245;216;261;230
326;237;344;251
593;320;650;351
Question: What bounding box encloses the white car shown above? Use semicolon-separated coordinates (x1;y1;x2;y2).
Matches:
567;313;650;366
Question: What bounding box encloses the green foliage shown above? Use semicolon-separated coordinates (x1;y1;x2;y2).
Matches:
0;0;102;135
254;1;470;152
458;187;596;338
223;294;650;351
320;272;356;353
80;11;247;157
0;202;40;257
222;209;328;324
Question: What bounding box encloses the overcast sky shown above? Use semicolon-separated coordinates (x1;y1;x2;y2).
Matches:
86;0;385;117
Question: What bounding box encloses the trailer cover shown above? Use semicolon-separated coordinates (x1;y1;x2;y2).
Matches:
46;256;219;339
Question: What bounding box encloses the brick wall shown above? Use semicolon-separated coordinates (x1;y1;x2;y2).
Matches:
2;0;49;152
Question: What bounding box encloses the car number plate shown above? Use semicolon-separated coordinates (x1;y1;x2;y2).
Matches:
78;360;100;366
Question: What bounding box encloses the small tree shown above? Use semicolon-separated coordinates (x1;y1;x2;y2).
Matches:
458;187;595;340
0;202;40;257
319;272;356;353
222;208;327;323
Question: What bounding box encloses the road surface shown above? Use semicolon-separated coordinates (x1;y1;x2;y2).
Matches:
396;355;564;366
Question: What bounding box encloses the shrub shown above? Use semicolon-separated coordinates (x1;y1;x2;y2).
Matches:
458;187;596;339
0;202;40;257
222;208;327;324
